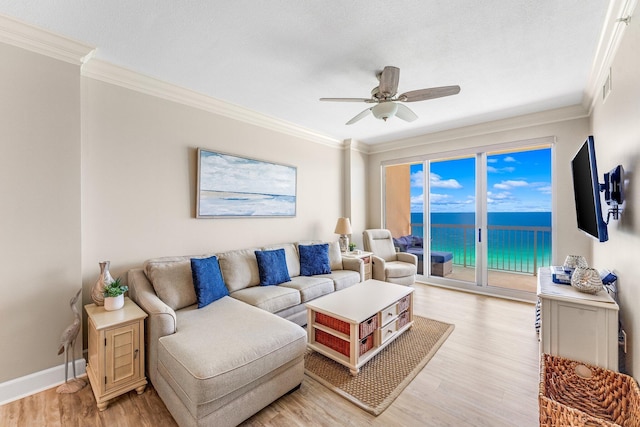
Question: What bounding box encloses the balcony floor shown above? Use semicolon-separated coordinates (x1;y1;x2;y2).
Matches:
426;265;538;293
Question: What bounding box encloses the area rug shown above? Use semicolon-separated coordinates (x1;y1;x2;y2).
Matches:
304;316;454;415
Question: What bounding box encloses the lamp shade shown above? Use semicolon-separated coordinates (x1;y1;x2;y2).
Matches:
372;102;398;121
334;217;352;235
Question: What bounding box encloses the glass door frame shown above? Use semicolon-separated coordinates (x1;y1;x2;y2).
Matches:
382;136;556;303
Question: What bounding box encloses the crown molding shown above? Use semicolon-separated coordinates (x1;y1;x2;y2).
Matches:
341;138;371;154
583;0;638;113
369;104;588;154
0;13;95;65
81;59;342;148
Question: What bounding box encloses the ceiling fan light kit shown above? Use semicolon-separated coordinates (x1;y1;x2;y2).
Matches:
320;66;460;125
372;102;398;121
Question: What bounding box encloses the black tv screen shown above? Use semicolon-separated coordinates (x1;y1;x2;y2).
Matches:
571;136;608;242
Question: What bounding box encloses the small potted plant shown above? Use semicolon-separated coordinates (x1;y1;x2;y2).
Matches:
348;243;357;252
103;278;128;311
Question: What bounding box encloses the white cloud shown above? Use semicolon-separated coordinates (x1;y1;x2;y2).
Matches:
488;166;516;173
504;156;517;162
487;158;498;163
410;170;423;188
492;191;512;200
537;185;552;194
429;193;452;203
494;180;528;190
430;173;462;189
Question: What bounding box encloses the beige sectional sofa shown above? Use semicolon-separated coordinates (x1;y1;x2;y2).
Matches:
127;241;363;427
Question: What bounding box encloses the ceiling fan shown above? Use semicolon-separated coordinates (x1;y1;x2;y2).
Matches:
320;66;460;125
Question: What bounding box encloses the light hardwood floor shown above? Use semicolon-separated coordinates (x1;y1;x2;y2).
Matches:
0;284;541;427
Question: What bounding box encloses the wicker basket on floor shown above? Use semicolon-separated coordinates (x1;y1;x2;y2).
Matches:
539;354;640;427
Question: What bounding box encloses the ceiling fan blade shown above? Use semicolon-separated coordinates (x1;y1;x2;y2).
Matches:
320;97;373;102
378;66;400;97
346;107;373;125
398;85;461;102
395;104;418;122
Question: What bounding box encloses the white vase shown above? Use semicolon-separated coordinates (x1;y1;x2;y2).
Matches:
91;261;115;306
104;294;125;311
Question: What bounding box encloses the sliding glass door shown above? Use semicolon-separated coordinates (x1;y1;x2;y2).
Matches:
485;147;552;292
428;155;477;285
384;139;553;298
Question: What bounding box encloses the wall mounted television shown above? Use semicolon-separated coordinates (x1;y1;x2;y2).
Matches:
571;135;608;242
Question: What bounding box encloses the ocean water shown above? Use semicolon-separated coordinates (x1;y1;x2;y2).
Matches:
409;212;552;273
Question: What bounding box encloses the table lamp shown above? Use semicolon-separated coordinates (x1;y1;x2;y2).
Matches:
334;217;352;252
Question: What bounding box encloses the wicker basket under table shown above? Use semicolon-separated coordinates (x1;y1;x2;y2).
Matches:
539;353;640;427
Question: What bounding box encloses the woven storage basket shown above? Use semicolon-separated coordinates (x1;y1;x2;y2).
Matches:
315;312;350;335
539;354;640;427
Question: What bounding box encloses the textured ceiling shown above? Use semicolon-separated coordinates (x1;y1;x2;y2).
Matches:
0;1;614;144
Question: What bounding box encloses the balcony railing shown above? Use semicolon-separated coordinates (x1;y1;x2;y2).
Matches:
412;223;552;275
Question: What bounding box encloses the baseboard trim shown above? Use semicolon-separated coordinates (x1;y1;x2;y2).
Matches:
0;359;86;406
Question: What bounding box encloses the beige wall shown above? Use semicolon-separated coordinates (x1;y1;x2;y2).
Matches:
367;116;594;267
0;43;82;382
81;78;345;304
1;40;347;385
590;16;640;377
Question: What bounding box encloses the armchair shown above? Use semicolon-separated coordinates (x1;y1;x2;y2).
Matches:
363;229;417;286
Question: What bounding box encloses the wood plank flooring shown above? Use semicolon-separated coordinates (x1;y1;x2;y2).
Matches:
0;284;541;427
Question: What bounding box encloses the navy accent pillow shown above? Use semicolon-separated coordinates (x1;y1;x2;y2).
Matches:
190;256;229;308
255;249;291;286
299;243;331;276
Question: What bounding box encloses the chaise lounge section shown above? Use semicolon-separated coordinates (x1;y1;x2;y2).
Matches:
128;241;363;427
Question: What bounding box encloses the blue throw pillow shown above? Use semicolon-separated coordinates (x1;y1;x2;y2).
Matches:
255;249;291;286
190;256;229;308
299;243;331;276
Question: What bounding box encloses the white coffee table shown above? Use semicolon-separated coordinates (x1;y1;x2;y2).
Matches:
306;279;414;375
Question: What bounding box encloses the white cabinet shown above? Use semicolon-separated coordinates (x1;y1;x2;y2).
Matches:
537;267;618;371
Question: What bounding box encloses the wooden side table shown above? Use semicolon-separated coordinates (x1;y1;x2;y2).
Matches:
342;251;373;280
85;297;148;410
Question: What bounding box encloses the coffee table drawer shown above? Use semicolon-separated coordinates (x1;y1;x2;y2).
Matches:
380;302;399;324
379;319;399;344
315;329;350;356
315;329;376;357
316;312;378;338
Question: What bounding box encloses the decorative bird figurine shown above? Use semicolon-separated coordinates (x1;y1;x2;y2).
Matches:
56;288;87;394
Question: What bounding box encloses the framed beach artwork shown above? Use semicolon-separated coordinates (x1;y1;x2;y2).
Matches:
197;148;297;218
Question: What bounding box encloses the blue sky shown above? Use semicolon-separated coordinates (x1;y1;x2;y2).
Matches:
410;148;551;213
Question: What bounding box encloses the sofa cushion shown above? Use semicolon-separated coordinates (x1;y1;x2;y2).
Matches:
145;257;198;310
279;276;333;303
317;269;361;291
217;248;261;292
191;255;229;308
157;296;306;414
263;243;300;277
230;285;300;313
299;243;331;276
255;249;291;286
327;241;343;271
